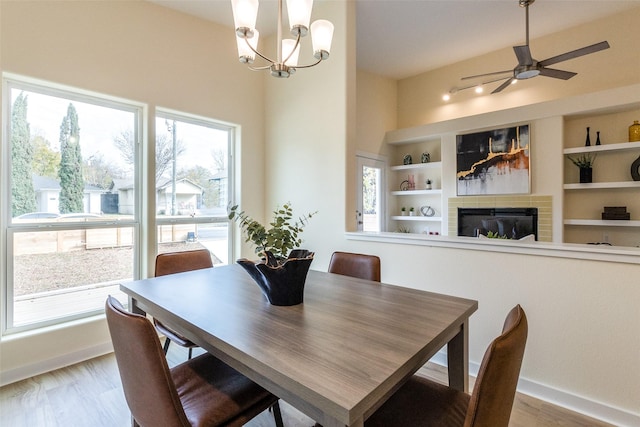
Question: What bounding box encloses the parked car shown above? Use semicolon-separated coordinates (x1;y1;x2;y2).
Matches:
14;212;61;219
58;213;102;220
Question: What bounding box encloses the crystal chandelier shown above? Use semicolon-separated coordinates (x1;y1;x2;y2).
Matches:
231;0;334;78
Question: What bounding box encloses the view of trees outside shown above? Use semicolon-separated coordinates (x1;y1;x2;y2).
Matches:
58;103;85;213
7;85;232;329
362;165;379;215
9;89;136;219
11;93;36;216
154;116;229;217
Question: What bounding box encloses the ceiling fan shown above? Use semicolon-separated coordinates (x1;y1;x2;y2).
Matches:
462;0;610;94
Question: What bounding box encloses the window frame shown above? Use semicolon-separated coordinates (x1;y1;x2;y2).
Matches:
1;74;144;334
154;108;236;266
356;152;387;232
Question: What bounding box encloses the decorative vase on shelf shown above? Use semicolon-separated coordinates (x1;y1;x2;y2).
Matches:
585;127;591;146
579;167;593;183
629;120;640;142
596;131;601;146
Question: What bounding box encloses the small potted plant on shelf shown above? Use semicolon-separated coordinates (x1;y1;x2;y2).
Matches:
409;207;415;216
568;153;596;183
401;206;407;216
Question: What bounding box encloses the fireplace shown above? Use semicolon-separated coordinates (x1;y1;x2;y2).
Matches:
457;208;538;240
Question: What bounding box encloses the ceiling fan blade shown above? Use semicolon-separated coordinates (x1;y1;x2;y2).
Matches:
461;70;512;80
538;67;577;80
514;45;533;66
492;78;514;94
539;41;610;67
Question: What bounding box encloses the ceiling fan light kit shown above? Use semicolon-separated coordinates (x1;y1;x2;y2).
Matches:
444;0;610;99
231;0;334;78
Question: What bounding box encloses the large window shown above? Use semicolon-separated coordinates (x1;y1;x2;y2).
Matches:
3;78;141;332
155;111;233;266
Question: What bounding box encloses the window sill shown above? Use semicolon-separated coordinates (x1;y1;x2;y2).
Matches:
345;232;640;265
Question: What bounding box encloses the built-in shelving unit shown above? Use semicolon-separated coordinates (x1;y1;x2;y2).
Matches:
389;161;442;172
563;181;640;190
391;216;443;221
388;140;443;234
564;219;640;227
563;106;640;246
563;140;640;155
391;189;442;196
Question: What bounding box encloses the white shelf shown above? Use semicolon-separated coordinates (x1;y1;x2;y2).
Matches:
563;141;640;155
564;181;640;190
564;219;640;227
390;161;442;171
392;216;442;222
391;189;442;196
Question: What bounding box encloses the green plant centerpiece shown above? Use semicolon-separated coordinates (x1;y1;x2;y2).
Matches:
228;203;316;306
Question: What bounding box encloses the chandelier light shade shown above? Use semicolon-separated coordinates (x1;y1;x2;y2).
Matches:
236;29;259;63
286;0;313;35
231;0;334;78
310;19;333;60
231;0;259;35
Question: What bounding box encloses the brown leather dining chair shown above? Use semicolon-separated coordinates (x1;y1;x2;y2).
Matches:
154;249;213;359
105;296;284;427
365;305;528;427
327;251;381;282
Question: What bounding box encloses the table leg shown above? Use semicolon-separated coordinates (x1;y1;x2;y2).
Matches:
447;319;469;392
128;296;145;315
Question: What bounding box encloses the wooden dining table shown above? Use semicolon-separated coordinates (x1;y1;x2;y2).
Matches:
120;264;478;427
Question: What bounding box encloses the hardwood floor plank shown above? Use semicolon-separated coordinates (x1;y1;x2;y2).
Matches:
0;345;616;427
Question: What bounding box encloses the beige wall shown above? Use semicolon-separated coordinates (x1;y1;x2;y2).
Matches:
1;1;639;424
397;8;640;128
348;7;640;424
0;0;266;382
263;0;354;269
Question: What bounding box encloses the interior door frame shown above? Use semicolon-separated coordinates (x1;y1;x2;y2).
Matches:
356;152;387;232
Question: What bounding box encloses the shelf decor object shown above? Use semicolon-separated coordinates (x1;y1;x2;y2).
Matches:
403;154;412;165
421;152;431;163
601;206;630;221
579;167;592;184
585;127;591;146
567;153;596;183
631;155;640;181
456;124;530;196
596;131;601;146
231;0;334;78
630;120;640;142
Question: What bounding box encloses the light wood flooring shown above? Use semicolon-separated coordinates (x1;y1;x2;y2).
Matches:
0;343;615;427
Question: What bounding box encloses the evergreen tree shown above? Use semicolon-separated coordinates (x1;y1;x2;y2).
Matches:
58;103;85;213
11;92;36;216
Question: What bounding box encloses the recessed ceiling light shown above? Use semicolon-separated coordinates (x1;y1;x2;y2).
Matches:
442;94;451;101
475;86;483;94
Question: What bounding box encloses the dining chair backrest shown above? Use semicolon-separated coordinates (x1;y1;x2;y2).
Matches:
155;249;213;277
105;296;190;426
464;304;528;427
328;251;381;282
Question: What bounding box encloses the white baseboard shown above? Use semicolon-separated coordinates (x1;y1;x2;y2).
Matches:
0;341;113;387
430;351;639;427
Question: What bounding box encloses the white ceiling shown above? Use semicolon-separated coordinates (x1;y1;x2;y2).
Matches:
149;0;639;80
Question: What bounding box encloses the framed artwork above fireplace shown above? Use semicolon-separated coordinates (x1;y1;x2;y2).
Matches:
456;124;530;195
